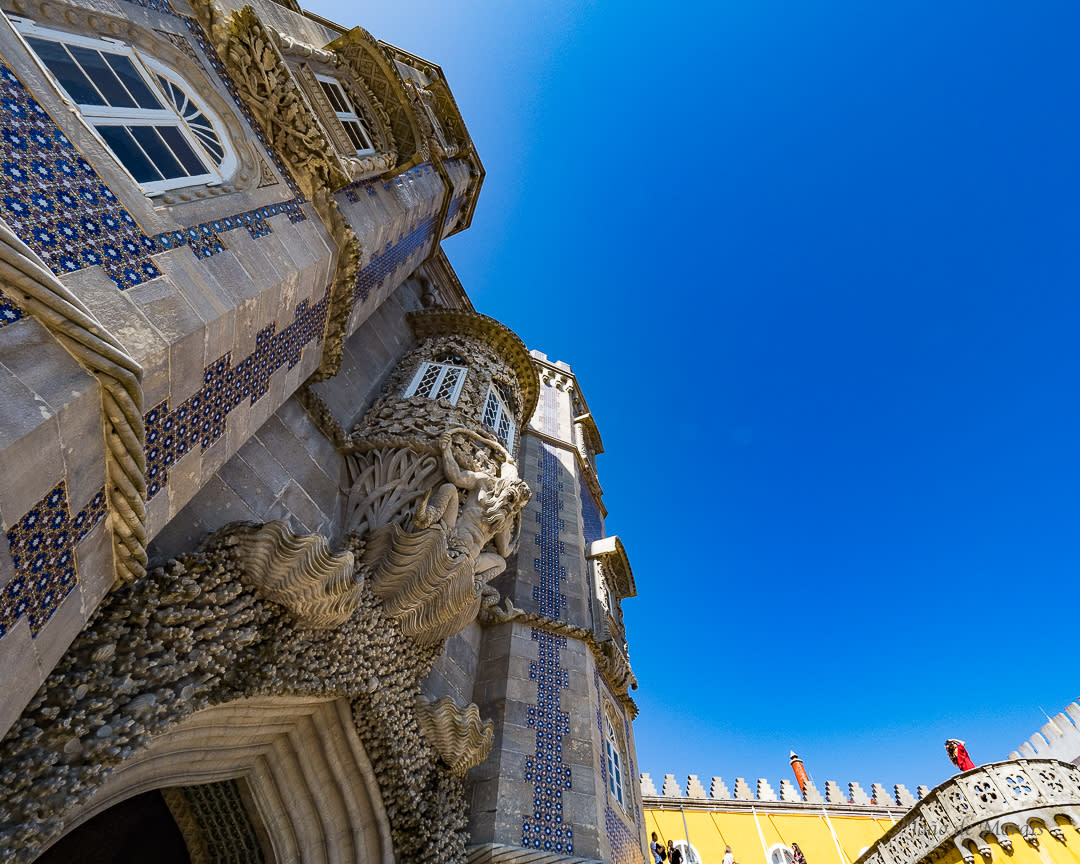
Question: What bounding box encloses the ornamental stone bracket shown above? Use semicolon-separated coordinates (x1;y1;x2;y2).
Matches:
858;759;1080;864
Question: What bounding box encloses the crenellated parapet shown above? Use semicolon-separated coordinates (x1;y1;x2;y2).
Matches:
1010;702;1080;765
858;759;1080;864
641;772;921;812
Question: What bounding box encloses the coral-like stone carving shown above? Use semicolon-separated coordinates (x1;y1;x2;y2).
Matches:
228;521;358;628
415;695;494;776
364;429;530;646
0;526;470;864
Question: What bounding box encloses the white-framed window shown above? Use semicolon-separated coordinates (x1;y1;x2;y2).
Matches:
604;715;625;807
673;841;703;864
482;383;516;450
769;844;795;864
315;74;375;156
15;21;235;194
404;362;467;404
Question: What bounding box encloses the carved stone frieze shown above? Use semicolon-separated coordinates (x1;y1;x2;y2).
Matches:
415;695;494;776
0;523;470;863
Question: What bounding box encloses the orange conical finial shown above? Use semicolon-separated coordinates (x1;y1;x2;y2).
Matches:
790;750;809;793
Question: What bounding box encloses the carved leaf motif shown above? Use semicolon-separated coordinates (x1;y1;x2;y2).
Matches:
346;447;440;537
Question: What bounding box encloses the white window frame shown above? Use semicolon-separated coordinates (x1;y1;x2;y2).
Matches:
673;841;703;864
314;73;375;156
14;20;235;195
604;715;625;807
404;362;467;404
482;383;516;451
768;844;795;864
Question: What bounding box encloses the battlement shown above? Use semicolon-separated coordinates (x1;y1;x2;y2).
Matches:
640;772;926;811
1009;701;1080;764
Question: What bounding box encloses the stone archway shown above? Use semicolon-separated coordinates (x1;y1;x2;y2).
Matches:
34;696;393;864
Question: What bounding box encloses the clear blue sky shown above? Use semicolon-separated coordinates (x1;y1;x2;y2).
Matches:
309;0;1080;794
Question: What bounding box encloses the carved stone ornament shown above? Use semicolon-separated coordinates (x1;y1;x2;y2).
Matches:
0;524;471;864
188;0;362;381
360;426;530;646
415;694;494;776
327;26;428;172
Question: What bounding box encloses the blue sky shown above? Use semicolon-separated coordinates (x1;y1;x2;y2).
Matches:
309;0;1080;793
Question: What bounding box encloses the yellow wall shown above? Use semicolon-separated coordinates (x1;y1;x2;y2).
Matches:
644;808;895;864
644;809;1080;864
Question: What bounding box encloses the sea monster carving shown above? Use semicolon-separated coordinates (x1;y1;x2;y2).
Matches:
364;428;531;645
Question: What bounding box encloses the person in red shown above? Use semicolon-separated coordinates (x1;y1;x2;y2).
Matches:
945;739;975;771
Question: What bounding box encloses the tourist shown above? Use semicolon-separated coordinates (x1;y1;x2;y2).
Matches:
792;842;807;864
669;840;684;864
651;832;667;863
945;739;975;772
723;846;735;864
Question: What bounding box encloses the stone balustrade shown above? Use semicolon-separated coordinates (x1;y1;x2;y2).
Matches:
858;759;1080;864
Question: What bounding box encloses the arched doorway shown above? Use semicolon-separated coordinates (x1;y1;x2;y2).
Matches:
34;696;393;864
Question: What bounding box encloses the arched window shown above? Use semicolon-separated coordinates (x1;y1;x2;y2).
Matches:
673;840;704;864
15;21;235;194
769;844;795;864
604;714;625;807
404;361;466;404
315;74;375;156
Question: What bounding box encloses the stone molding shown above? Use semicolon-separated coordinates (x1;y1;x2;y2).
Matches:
465;844;603;863
479;597;639;716
859;759;1080;864
0;222;147;586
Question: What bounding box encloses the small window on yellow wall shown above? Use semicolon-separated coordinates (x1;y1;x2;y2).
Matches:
315;74;375;155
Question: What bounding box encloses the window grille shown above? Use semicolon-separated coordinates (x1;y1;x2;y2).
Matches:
404;362;466;404
482;384;515;450
315;74;375;156
18;23;232;194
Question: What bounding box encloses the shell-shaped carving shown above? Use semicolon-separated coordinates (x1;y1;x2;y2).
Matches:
363;522;479;646
415;695;493;775
230;521;358;628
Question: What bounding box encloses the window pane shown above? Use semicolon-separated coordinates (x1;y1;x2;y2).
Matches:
415;363;441;397
103;53;161;109
319;80;347;112
343;121;370;152
68;46;135;107
436;367;460;400
128;125;187;178
155;125;206;175
25;38;100;104
97;125;161;182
